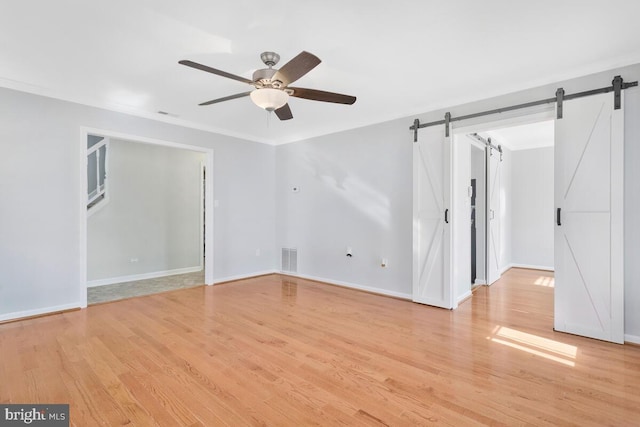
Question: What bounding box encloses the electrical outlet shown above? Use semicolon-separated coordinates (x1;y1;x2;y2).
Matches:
256;249;261;256
129;258;139;263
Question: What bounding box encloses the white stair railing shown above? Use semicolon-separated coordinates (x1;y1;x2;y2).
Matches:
87;136;109;210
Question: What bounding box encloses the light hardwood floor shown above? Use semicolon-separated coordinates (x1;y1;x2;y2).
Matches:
1;269;639;426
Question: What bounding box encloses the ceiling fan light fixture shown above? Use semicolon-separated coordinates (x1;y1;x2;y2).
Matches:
250;88;288;111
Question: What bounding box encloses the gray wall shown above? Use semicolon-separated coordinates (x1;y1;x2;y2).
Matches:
0;87;275;319
88;139;205;283
511;147;555;269
275;120;413;297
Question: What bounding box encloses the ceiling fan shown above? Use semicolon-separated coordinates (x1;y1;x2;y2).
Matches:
179;51;356;120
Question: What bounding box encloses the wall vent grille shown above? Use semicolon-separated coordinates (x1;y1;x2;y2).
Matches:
281;248;297;273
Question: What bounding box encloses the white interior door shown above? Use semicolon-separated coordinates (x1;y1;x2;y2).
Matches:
413;125;453;308
486;147;501;285
554;92;624;344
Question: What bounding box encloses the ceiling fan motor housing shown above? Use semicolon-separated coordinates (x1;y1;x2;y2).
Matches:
252;68;279;88
260;51;280;67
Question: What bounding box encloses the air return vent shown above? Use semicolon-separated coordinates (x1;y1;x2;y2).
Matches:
281;248;298;273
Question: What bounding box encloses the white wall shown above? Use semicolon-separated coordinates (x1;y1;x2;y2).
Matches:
510;147;554;269
499;146;512;273
275;120;413;298
0;87;276;320
87;140;205;284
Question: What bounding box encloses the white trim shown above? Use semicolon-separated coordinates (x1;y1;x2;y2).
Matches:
625;334;640;345
451;109;555;141
81;127;216;153
87;266;203;288
213;270;279;285
79;128;88;307
610;94;625;344
87;137;108;155
474;279;487;285
509;263;554;272
457;290;472;304
199;162;205;270
287;272;412;300
87;193;110;217
468;135;486;150
80;127;215;308
204;148;214;286
0;302;81;323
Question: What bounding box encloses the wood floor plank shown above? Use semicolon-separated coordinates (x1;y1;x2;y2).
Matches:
1;269;640;425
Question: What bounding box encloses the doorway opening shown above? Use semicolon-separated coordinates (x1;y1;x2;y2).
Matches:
469;141;486;287
451;112;555;305
79;128;214;307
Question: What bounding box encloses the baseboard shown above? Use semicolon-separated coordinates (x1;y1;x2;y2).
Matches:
88;266;203;288
625;334;640;345
457;290;472;304
213;270;278;285
282;272;412;300
0;302;81;323
508;263;554;272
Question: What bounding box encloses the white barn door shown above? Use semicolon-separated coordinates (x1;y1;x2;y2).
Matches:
554;92;624;343
413;126;453;309
486;147;502;285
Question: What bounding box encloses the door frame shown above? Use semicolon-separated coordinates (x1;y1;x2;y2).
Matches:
469;139;487;286
450;109;555;293
78;127;215;308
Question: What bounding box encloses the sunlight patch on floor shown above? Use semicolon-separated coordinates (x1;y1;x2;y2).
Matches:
489;325;576;367
533;276;555;287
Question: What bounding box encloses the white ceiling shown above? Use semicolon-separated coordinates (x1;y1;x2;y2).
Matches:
485;120;555;151
2;1;640;145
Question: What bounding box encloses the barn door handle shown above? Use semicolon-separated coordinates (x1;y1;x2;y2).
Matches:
556;208;562;226
444;208;449;224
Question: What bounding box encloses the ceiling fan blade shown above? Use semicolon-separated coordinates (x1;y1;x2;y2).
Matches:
179;60;254;85
198;91;252;106
289;87;356;105
274;103;293;120
272;51;321;86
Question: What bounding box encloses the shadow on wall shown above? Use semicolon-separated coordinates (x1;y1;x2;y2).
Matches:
303;150;391;229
